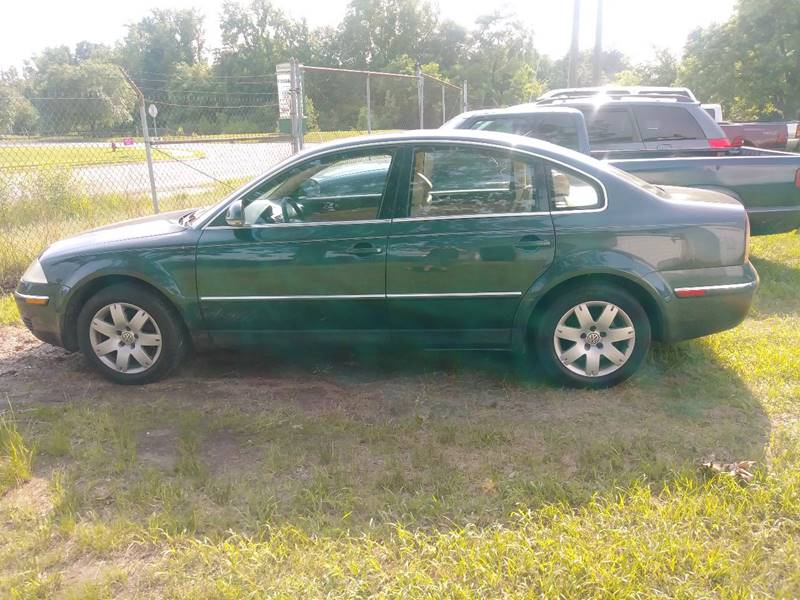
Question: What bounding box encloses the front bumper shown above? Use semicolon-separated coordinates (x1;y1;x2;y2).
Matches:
14;284;67;348
658;262;759;343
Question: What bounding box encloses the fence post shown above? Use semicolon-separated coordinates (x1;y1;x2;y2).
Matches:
365;73;372;134
139;98;160;213
417;64;424;129
289;58;303;153
462;80;468;113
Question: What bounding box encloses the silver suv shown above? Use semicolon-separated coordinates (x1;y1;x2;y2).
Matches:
533;90;729;154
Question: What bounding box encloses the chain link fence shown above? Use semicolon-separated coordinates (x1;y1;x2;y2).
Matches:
1;63;466;290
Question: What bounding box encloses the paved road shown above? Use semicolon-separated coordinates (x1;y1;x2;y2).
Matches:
73;141;297;197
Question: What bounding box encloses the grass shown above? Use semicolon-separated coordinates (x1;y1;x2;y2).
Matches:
0;173;246;290
0;294;18;325
0;233;798;596
0;145;204;170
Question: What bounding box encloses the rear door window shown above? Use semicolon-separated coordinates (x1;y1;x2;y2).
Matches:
631;106;706;142
578;107;637;145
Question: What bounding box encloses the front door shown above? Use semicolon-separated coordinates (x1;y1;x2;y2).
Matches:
386;143;556;348
195;148;399;342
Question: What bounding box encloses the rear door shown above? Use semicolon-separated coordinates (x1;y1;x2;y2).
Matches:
385;142;555;348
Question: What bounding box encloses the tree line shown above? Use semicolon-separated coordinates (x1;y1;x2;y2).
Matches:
0;0;797;137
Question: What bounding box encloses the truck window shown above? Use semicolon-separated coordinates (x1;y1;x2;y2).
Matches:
469;115;581;151
578;107;637;145
632;106;705;141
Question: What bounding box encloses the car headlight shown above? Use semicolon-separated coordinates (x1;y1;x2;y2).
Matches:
21;259;48;284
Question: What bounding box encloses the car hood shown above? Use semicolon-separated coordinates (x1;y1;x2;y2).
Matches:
41;209;192;261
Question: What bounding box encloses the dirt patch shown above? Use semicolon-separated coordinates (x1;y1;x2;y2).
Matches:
201;428;263;475
0;476;53;518
137;428;178;471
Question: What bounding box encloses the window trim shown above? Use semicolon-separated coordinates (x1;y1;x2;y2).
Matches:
200;139;610;229
545;162;606;212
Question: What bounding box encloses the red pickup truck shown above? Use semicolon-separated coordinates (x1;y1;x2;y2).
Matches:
703;104;789;149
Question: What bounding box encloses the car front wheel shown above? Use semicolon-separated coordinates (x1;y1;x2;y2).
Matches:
77;283;187;384
533;284;651;388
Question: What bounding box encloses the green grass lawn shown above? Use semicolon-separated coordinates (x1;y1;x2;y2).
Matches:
0;145;204;170
0;232;798;597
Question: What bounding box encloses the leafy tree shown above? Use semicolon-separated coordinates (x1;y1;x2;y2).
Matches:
34;62;137;134
119;8;205;77
679;0;800;120
0;85;38;134
616;48;678;87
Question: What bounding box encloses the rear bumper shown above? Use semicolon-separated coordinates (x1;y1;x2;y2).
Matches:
747;206;800;235
658;262;759;342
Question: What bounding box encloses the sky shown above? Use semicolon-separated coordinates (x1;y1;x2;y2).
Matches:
0;0;736;72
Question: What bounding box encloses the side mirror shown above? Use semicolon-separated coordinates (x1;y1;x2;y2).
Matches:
225;199;245;227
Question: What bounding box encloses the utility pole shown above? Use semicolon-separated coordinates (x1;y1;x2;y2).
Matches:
568;0;581;87
592;0;604;85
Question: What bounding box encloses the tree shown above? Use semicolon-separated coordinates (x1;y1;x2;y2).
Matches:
679;0;800;120
615;48;678;87
34;62;137;134
119;8;205;77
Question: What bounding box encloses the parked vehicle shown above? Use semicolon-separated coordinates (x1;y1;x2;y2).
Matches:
16;131;757;388
702;103;789;149
445;103;800;234
788;122;800;152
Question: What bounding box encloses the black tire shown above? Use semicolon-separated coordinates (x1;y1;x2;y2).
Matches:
532;284;651;388
77;283;187;385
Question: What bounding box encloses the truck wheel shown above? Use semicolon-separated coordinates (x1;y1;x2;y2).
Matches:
77;283;187;385
533;284;651;388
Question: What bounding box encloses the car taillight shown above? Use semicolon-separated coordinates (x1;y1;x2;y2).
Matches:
708;138;732;148
779;131;788;144
795;168;800;188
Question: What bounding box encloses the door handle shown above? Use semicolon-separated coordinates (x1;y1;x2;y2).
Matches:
345;242;383;256
515;235;552;249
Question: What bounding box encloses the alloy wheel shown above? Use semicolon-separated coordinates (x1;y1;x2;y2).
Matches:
89;302;163;374
553;300;636;378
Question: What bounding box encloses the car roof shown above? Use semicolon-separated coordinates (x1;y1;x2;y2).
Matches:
294;129;603;172
455;106;584;119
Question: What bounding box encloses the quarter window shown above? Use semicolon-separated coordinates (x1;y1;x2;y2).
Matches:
631;106;705;142
408;146;540;218
238;151;393;225
548;166;602;210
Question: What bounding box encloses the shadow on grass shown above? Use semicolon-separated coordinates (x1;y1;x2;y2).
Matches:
1;330;771;538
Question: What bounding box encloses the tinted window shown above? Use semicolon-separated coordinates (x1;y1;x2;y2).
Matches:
548;166;602;210
632;106;705;141
240;152;392;225
469;115;581;151
578;107;636;144
409;146;539;218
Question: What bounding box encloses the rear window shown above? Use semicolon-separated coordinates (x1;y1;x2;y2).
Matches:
632;106;705;142
468;115;581;151
577;107;636;145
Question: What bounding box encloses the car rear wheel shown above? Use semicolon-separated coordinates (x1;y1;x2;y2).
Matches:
533;284;651;388
77;283;186;384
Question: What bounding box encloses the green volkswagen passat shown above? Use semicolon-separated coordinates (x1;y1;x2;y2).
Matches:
15;130;758;387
